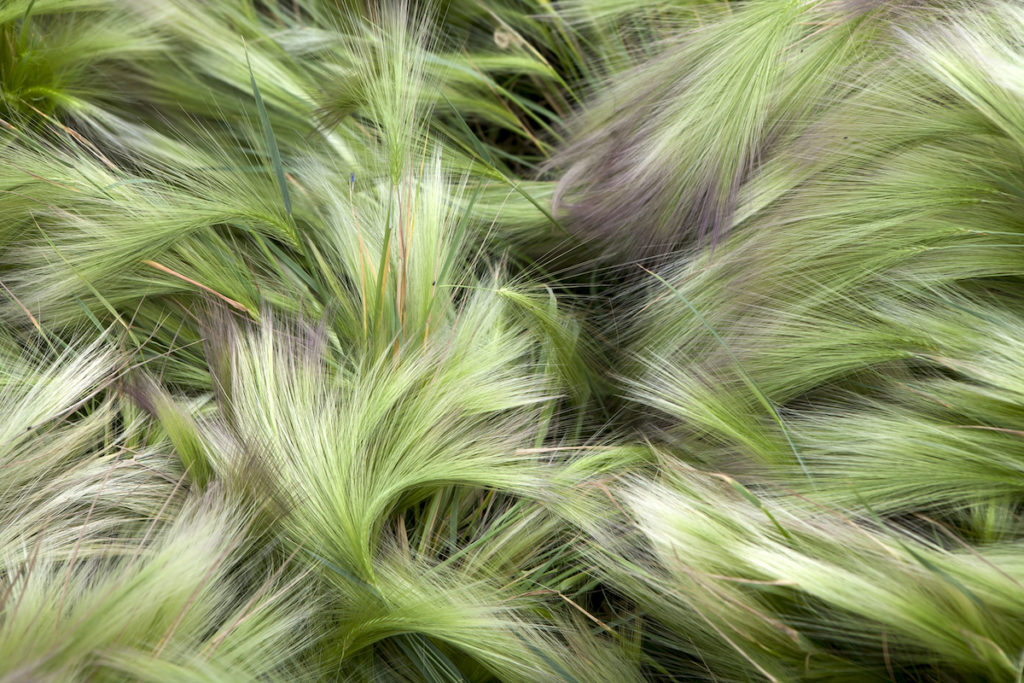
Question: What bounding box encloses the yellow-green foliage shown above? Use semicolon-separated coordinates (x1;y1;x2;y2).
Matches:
3;1;1024;680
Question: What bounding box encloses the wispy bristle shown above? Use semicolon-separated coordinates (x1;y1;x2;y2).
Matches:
4;0;1024;679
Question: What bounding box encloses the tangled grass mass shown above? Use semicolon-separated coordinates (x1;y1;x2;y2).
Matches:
4;0;1024;680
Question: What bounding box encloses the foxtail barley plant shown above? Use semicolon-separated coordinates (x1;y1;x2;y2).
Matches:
3;0;1024;680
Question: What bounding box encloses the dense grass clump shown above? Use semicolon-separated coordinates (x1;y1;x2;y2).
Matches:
3;0;1024;680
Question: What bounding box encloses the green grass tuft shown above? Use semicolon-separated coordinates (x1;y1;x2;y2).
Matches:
4;0;1024;680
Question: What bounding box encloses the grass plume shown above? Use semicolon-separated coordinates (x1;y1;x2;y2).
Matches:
3;0;1024;680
